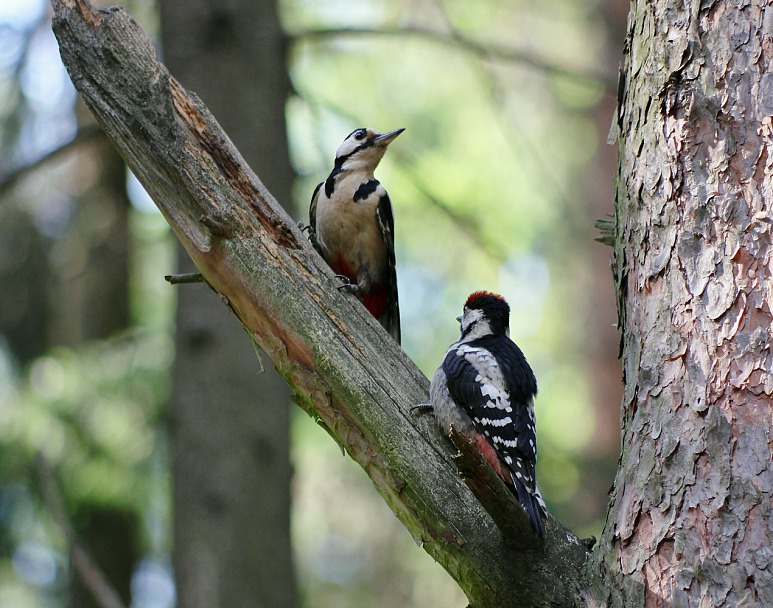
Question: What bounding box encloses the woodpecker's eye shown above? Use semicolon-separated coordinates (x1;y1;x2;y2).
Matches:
354;130;366;140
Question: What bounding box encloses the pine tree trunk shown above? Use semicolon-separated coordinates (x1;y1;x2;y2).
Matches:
159;0;296;605
593;0;773;604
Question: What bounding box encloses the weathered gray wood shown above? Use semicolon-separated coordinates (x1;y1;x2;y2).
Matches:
593;0;773;604
51;0;590;605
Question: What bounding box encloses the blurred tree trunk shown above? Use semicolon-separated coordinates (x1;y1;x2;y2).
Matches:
51;112;131;348
574;0;628;527
159;0;295;606
0;112;130;363
0;80;137;603
593;0;773;604
69;508;138;608
0;205;50;364
61;91;135;608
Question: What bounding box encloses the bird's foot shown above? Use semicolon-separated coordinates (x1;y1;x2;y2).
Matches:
298;222;321;251
410;403;434;415
335;275;360;294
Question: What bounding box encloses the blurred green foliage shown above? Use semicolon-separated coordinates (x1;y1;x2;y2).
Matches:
0;208;174;606
0;0;621;605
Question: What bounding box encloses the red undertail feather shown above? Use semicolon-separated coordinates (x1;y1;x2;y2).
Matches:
332;254;357;283
361;287;389;320
474;433;512;486
333;254;389;319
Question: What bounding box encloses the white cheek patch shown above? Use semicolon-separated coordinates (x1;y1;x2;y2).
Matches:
461;308;483;333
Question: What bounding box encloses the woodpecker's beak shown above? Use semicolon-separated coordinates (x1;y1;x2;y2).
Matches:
373;128;405;146
456;316;463;323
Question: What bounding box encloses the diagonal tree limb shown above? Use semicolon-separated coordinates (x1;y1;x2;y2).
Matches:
50;1;591;605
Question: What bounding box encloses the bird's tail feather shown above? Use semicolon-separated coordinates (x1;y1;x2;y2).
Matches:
512;474;546;539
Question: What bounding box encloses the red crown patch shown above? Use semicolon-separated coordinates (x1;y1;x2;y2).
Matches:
464;291;507;308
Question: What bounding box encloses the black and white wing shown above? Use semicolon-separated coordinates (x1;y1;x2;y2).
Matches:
442;336;545;537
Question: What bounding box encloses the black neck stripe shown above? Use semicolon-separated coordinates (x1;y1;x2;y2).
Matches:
354;179;379;202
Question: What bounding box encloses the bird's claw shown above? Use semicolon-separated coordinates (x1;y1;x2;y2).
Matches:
411;403;434;415
298;222;321;251
335;275;359;294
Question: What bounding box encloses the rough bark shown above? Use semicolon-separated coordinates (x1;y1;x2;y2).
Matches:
158;0;295;605
50;1;591;605
593;0;773;605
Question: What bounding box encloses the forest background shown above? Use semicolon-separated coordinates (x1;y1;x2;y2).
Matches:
0;0;625;605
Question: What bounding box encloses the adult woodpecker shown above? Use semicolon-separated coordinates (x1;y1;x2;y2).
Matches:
428;291;546;538
307;127;403;344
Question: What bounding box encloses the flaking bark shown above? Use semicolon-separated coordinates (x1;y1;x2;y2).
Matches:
593;0;773;605
50;0;590;605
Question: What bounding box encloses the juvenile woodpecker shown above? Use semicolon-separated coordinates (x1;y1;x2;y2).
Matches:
428;291;546;538
307;127;403;344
